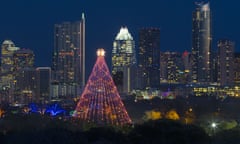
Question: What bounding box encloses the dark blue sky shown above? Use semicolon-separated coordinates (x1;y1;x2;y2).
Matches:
0;0;239;77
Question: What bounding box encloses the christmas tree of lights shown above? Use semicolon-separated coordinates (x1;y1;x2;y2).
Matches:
74;48;132;126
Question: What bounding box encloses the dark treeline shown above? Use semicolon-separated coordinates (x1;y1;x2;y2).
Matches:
0;114;239;143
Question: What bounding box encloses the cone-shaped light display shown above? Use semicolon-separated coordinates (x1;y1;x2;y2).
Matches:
74;48;132;126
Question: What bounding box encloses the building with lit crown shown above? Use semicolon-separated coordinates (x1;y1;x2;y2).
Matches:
112;27;136;95
0;40;20;103
191;2;212;84
52;13;85;100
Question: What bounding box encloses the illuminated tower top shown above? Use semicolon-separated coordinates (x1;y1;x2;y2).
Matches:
195;2;210;12
115;27;133;40
201;3;210;11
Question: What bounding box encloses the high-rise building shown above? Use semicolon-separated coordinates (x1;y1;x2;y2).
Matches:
15;67;36;104
13;49;34;75
52;13;85;100
217;40;234;86
234;53;240;85
12;48;35;104
138;28;160;89
74;49;132;126
160;52;184;84
0;40;20;103
1;40;20;75
112;27;136;94
191;2;212;84
36;67;51;103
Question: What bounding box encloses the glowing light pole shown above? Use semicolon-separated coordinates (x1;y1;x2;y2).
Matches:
210;122;217;136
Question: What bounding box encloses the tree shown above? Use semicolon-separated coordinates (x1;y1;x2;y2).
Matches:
165;109;180;120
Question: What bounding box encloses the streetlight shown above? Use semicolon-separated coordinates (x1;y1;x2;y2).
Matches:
210;122;217;136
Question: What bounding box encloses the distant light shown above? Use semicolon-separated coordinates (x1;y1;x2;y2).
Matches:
97;48;105;57
211;122;217;128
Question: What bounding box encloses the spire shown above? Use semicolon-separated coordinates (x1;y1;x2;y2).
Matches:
82;13;85;20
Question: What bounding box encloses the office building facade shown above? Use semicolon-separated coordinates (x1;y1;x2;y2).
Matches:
112;27;136;94
36;67;51;103
52;13;85;100
138;28;160;89
217;39;234;86
191;2;212;84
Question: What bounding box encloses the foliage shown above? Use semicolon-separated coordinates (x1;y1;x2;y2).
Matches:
143;110;162;121
165;109;180;120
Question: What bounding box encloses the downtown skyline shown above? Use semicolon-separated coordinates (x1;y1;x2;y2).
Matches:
0;0;239;77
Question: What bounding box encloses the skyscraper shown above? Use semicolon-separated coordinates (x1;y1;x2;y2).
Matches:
191;2;212;84
13;49;34;75
52;13;85;100
112;27;136;94
15;67;36;104
138;28;160;89
1;40;20;75
13;48;35;104
217;39;234;86
160;52;184;84
36;67;51;103
0;40;20;103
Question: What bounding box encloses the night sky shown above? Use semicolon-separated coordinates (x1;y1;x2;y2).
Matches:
0;0;239;77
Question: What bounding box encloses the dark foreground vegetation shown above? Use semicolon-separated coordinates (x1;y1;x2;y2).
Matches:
0;115;239;144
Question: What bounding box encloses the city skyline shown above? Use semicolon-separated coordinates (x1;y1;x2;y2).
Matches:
0;0;239;77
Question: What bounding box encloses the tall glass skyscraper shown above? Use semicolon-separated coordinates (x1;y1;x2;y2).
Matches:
52;13;85;100
138;28;160;89
112;27;136;94
192;2;212;83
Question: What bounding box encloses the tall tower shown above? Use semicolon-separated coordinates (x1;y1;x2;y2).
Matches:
80;13;85;88
36;67;51;103
52;13;85;100
192;2;212;84
1;40;20;75
13;49;35;104
217;40;234;86
138;28;160;89
0;40;20;103
112;27;136;94
74;49;132;126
